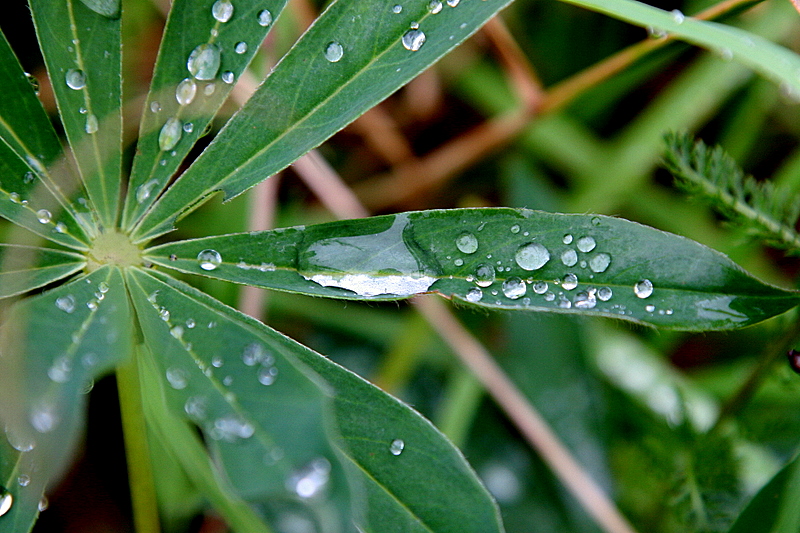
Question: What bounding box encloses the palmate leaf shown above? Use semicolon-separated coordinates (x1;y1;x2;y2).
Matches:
121;0;285;229
130;0;515;242
0;245;85;299
128;269;503;533
0;267;132;533
145;208;800;331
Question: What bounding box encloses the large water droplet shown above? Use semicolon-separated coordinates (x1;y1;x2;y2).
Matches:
402;29;426;51
562;273;578;290
474;264;496;287
211;0;233;22
290;458;331;498
85;114;98;134
465;287;483;302
560;249;577;267
515;243;550;271
65;69;86;90
588;253;611;273
455;232;478;254
187;44;221;80
389;439;405;455
257;9;272;26
158;117;182;151
0;488;12;517
576;236;596;253
634;279;653;299
197;249;222;271
428;0;443;13
324;41;344;62
502;277;526;300
55;295;76;313
176;78;197;105
234;41;248;54
166;367;188;390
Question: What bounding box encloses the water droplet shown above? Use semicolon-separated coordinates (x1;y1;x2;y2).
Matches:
150;101;161;113
212;416;254;441
634;279;653;299
85;114;98;134
474;264;496;287
0;488;12;517
389;438;405;455
645;304;655;313
560;249;577;267
47;356;72;383
671;9;684;23
221;71;235;84
402;29;426;51
532;281;548;294
37;497;48;512
576;236;596;253
502;277;526;300
234;41;248;54
257;9;272;26
558;294;572;308
290;458;331;498
197;249;222;270
324;41;344;62
544;291;555;302
211;0;233;22
166;367;188;390
54;222;67;234
447;0;460;6
465;287;483;302
35;209;52;224
211;356;223;367
23;172;35;184
203;83;216;96
510;224;520;234
242;342;268;366
30;403;58;433
184;396;206;420
187;44;221;80
65;69;86;90
574;289;596;309
55;295;75;313
159;307;170;321
392;4;402;13
17;475;30;487
258;365;278;385
453;258;463;267
158;117;182;151
410;21;419;30
589;253;611;273
591;217;601;226
597;287;612;301
170;325;184;339
455;232;478;254
562;273;578;290
136;179;159;204
175;78;197;105
515;243;550;271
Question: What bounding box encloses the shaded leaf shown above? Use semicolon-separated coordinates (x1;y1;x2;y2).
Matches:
0;245;85;299
145;208;800;330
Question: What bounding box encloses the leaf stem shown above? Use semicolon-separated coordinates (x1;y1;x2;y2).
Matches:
117;349;162;533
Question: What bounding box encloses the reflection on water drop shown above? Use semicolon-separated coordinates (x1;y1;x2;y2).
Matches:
324;41;344;62
402;29;426;51
560;249;577;267
563;234;573;244
447;0;460;6
465;287;483;302
187;44;221;80
474;264;495;287
392;4;402;13
515;243;550;271
37;497;48;512
197;249;222;270
634;279;653;299
544;291;555;302
0;488;12;517
671;9;685;23
502;277;526;300
562;273;578;290
645;304;655;313
211;0;233;22
589;253;611;273
65;69;86;90
389;438;405;455
510;224;520;234
455;232;478;254
221;71;235;84
30;403;58;433
576;236;596;253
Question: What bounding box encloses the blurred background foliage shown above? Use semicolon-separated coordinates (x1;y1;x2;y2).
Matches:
3;0;800;531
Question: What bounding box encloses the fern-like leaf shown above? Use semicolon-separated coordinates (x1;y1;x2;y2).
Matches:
663;132;800;254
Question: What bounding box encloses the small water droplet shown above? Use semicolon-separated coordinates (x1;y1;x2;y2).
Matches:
187;43;221;80
576;236;596;253
502;277;526;300
447;0;460;6
211;0;233;22
645;304;655;313
510;224;520;234
428;0;443;13
324;41;344;62
158;117;182;151
212;416;254;441
211;355;223;368
234;41;248;54
25;72;39;95
597;287;612;301
197;249;222;270
455;232;478;254
203;82;216;96
0;488;12;517
562;273;578;291
392;4;402;13
159;307;170;321
23;171;35;184
591;217;601;226
290;458;331;498
574;289;596;309
389;438;405;455
257;8;272;26
55;295;76;313
402;29;426;51
634;279;653;299
30;403;58;433
560;249;577;267
515;243;550;271
136;179;159;204
242;342;268;366
65;69;86;90
532;281;548;294
166;367;188;390
465;287;483;302
150;101;161;113
589;253;611;273
47;356;72;383
558;294;572;309
175;78;197;105
17;475;30;487
474;264;496;287
84;114;98;134
54;222;67;234
544;291;555;301
170;325;184;339
37;497;48;512
184;396;206;420
258;365;278;385
221;71;235;84
453;258;463;267
671;9;684;23
36;209;52;224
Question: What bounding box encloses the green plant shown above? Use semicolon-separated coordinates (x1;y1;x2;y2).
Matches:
1;0;800;533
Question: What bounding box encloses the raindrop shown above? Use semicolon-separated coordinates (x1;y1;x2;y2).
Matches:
455;232;479;254
55;295;75;313
290;458;331;498
17;475;30;487
197;249;222;270
234;41;248;54
0;488;12;517
597;287;612;301
324;41;344;62
576;236;596;253
671;9;685;23
85;114;98;134
515;242;550;271
175;78;197;105
258;366;278;385
502;277;526;300
453;258;464;267
150;101;161;113
257;9;272;26
211;0;233;22
589;253;611;273
158;117;182;151
474;264;496;287
166;367;188;390
212;416;254;441
402;29;426;51
65;69;86;90
634;279;653;299
223;375;233;386
221;71;235;84
447;0;460;6
389;438;405;455
558;295;572;309
574;289;596;309
428;0;443;13
465;287;483;302
392;4;402;13
187;44;221;80
36;209;51;224
136;179;159;204
560;249;578;267
562;273;578;291
532;281;548;294
591;217;601;226
9;193;22;204
242;342;268;366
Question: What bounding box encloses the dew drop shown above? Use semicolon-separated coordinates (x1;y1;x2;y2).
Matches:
257;9;272;26
65;68;86;90
574;289;596;309
203;82;216;96
576;236;596;253
392;4;402;13
402;29;426;51
532;281;548;294
324;41;344;62
515;243;550;271
389;438;405;455
474;264;496;287
170;325;184;339
465;287;483;302
290;458;331;498
55;295;75;313
455;232;478;254
560;249;577;267
453;258;463;267
136;179;159;204
17;475;30;487
634;279;653;299
166;367;188;390
0;489;12;517
25;72;39;95
211;355;223;367
175;78;197;105
597;287;613;301
85;114;98;134
510;224;520;234
544;291;555;302
158;117;182;151
242;342;268;366
184;396;206;420
47;356;72;383
187;44;221;80
671;9;685;23
211;0;233;22
591;217;601;226
150;101;161;113
502;277;526;300
30;403;58;433
258;365;278;385
159;307;170;321
562;273;578;291
447;0;460;6
562;234;573;245
221;71;235;84
37;497;48;512
54;222;67;234
197;249;222;270
428;0;443;13
558;294;572;308
36;209;51;224
234;41;248;54
588;253;611;273
23;171;35;184
645;304;655;313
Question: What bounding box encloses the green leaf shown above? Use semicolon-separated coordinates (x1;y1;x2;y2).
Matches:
0;266;132;533
0;244;85;299
30;0;122;229
120;0;284;230
126;268;356;532
130;0;515;242
145;208;800;331
78;0;120;18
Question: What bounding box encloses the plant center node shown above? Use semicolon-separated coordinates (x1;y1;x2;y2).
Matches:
86;230;142;271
